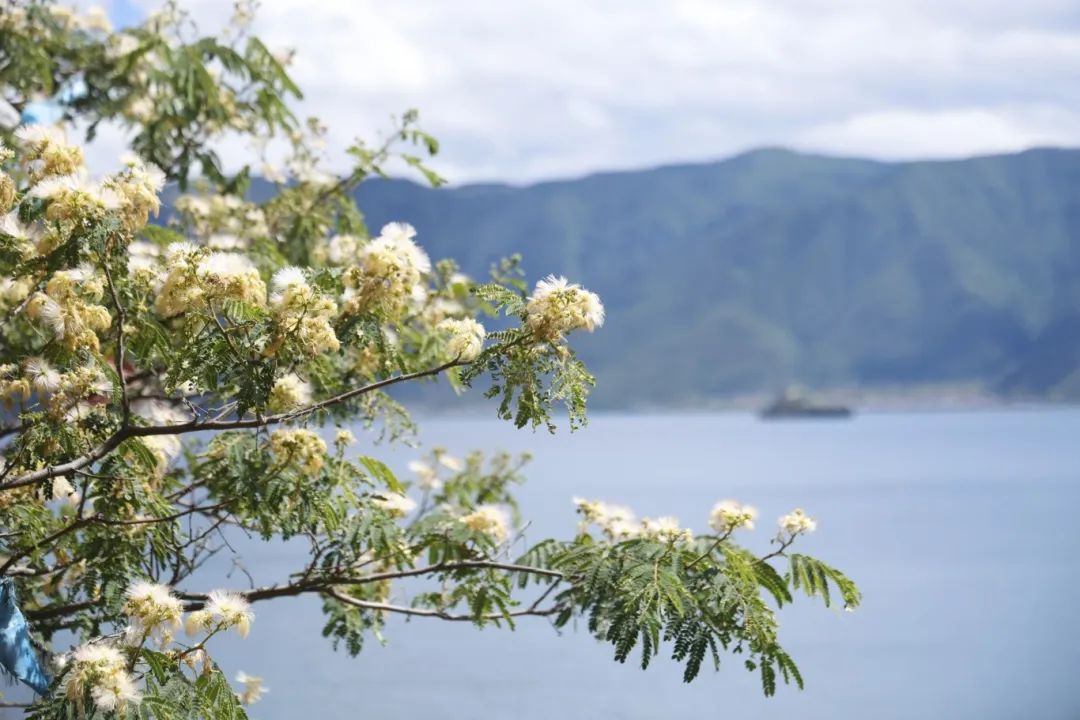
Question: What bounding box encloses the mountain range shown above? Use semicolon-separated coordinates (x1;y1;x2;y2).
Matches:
292;147;1080;407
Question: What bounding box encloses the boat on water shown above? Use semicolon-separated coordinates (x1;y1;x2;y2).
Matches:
759;388;853;420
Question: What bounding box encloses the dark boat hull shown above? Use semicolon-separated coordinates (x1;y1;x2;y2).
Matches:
759;406;853;420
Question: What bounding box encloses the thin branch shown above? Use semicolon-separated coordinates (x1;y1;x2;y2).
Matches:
326;588;558;622
177;559;564;608
100;259;130;424
0;359;462;492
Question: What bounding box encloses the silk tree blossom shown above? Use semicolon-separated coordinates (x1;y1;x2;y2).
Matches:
207;233;248;251
185;591;254;639
267;267;340;357
779;508;817;536
28;171;124;226
123;581;183;646
408;459;441;491
334;429;356;449
573;497;640;539
0;276;32;310
642;516;693;544
25;269;111;353
269;265;309;303
438;317;486;361
0;173;13;214
155;242;206;317
268;373;313;412
128;240;163;285
24;356;61;396
436;451;464;472
460;504;511;542
15;124;84;180
525;275;604;342
340;223;431;316
709;500;758;533
326;234;360;265
373;492;418;518
235;671;268;705
105;153;165;230
64;644;141;713
197;252;267;306
269;429;327;475
51;476;77;502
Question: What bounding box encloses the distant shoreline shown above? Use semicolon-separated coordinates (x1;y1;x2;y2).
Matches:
405;386;1080;417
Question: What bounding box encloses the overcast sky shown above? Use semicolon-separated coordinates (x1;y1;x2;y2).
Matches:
100;0;1080;184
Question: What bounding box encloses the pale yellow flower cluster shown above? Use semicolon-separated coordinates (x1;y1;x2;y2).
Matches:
10;127;164;235
268;373;313;412
63;644;141;713
407;459;442;491
574;499;693;543
573;497;641;540
25;267;111;352
123;581;183;648
155;243;267;317
103;153;166;231
373;492;418;518
641;516;694;543
174;193;268;243
525;275;604;342
339;223;432;316
437;317;486;361
235;671;268;705
334;429;356;449
460;504;511;542
779;508;817;536
15;125;83;182
5;358;111;419
269;429;327;475
709;500;758;533
185;590;255;639
266;267;340;357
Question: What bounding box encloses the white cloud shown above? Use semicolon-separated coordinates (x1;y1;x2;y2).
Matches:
108;0;1080;182
795;107;1080;159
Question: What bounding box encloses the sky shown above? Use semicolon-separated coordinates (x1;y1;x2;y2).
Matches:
94;0;1080;184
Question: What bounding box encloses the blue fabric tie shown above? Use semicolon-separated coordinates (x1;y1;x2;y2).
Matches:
0;578;50;695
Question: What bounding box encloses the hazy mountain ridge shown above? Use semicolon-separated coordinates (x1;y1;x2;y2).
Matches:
332;147;1080;406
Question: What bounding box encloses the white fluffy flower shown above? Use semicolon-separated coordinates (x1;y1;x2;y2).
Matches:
270;266;308;297
460;504;511;542
641;516;693;543
194;591;255;639
326;234;359;265
66;644;141;712
15;124;66;151
437;453;464;472
408;459;440;491
525;274;604;341
779;508;817;536
235;671;268;705
709;499;758;533
197;252;256;280
438;318;486;361
373;492;417;518
90;671;140;711
124;581;182;644
268;373;313;411
24;356;61;395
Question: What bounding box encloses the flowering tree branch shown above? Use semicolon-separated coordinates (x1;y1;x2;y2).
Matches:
0;358;464;492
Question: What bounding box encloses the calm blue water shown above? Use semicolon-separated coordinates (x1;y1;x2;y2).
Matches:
193;409;1080;719
6;411;1077;717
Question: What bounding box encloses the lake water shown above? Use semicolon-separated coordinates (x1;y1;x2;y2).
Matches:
194;409;1080;719
6;410;1077;718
